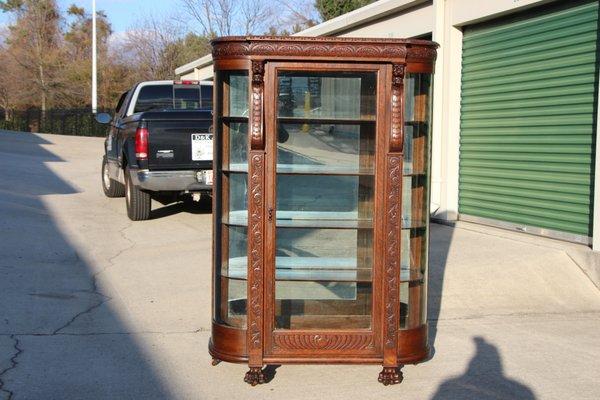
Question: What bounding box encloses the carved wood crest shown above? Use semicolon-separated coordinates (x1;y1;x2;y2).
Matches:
212;36;437;63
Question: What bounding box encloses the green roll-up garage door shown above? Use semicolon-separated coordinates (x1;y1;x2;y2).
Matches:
459;0;598;240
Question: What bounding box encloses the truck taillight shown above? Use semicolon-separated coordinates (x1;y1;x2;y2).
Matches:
135;127;149;160
174;80;199;85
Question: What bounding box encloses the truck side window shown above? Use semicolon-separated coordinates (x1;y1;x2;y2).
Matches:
115;91;129;113
134;85;172;113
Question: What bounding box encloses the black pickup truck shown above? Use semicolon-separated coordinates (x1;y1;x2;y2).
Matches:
97;80;213;221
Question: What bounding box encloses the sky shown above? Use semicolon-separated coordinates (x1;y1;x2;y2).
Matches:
0;0;177;34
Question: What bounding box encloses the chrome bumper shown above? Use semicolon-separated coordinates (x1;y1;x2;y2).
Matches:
131;169;212;192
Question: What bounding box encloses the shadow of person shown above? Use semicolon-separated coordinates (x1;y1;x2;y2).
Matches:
430;337;536;400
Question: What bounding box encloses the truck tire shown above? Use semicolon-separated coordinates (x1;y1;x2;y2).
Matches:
102;156;125;198
125;167;151;221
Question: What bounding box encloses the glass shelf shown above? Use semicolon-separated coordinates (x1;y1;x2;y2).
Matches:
223;163;248;173
223;210;426;229
224;256;372;282
224;164;375;175
224;210;372;228
224;163;419;176
277;164;374;175
221;115;248;123
222;257;422;283
277;117;375;124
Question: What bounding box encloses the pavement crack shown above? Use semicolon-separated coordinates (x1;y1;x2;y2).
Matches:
0;335;23;400
52;222;135;335
52;256;111;335
51;295;109;335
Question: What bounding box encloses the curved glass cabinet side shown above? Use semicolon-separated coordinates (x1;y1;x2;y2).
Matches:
400;73;433;329
214;70;249;328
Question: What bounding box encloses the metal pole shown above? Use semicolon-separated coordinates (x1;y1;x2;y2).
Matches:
92;0;97;114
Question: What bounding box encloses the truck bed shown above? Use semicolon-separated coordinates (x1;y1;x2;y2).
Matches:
141;110;213;171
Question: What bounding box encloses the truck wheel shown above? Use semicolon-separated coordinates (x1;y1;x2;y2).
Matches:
102;156;125;198
125;167;151;221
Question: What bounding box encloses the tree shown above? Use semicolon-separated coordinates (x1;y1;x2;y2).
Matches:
120;16;210;82
164;33;212;73
180;0;280;37
268;0;319;35
0;39;22;120
0;0;63;113
314;0;373;21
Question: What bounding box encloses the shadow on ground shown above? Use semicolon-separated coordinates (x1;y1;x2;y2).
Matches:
427;225;536;398
430;336;536;399
0;131;174;399
151;197;212;220
427;222;453;357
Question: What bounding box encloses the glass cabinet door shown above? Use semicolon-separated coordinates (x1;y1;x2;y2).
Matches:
271;69;378;331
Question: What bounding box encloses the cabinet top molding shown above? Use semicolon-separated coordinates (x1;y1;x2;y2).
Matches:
211;36;438;64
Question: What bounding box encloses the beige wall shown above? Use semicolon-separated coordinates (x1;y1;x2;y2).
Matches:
451;0;557;26
337;2;434;38
180;66;213;81
180;70;198;81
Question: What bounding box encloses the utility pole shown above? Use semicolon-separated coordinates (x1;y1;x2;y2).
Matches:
92;0;97;114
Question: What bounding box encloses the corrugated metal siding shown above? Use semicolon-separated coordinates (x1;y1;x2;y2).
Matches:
459;0;599;237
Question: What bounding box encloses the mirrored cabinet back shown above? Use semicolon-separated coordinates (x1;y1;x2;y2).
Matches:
210;36;438;386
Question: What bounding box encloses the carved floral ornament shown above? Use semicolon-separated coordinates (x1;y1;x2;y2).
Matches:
273;333;374;351
248;153;264;350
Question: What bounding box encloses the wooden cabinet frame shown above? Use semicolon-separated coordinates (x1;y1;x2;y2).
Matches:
210;36;438;386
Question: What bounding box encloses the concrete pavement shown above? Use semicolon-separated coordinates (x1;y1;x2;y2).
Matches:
0;130;599;399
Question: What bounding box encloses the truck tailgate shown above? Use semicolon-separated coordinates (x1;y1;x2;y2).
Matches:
146;118;212;170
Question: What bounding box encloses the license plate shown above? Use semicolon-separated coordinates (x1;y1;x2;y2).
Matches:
191;133;213;161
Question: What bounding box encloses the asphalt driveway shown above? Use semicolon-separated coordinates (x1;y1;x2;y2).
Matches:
1;130;599;399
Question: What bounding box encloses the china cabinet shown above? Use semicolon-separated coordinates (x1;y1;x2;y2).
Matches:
210;36;437;385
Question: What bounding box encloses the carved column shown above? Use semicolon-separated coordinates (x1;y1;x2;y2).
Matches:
379;63;405;386
389;64;405;153
245;60;266;386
